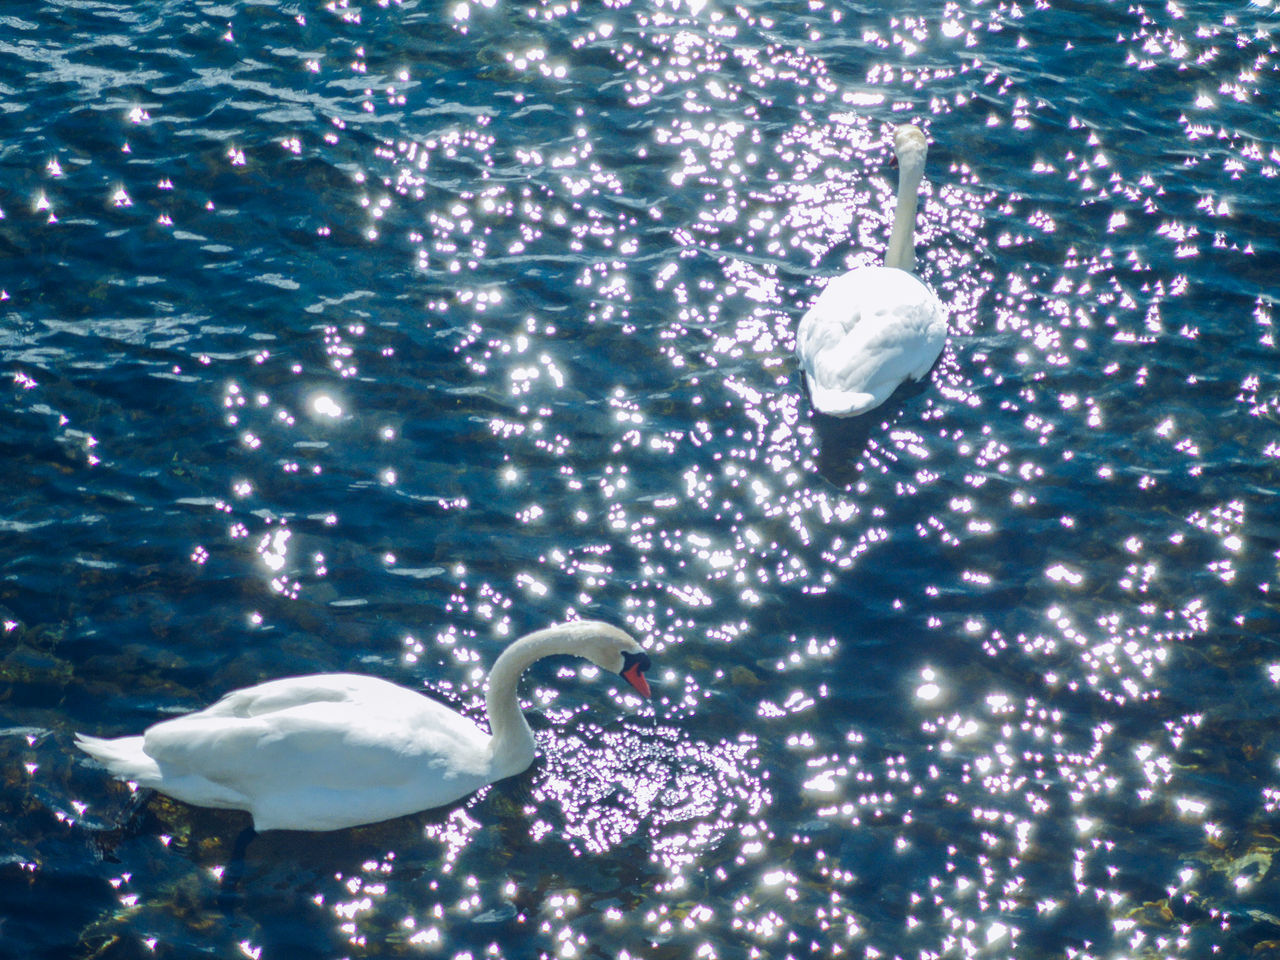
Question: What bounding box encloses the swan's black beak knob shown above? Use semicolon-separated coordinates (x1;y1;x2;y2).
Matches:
620;651;651;698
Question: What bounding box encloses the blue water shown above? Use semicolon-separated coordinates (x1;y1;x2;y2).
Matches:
4;0;1280;957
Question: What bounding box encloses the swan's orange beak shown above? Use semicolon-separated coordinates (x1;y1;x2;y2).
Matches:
621;651;651;698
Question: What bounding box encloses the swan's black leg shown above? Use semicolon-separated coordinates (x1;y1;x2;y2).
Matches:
121;787;152;835
216;825;257;915
86;789;154;862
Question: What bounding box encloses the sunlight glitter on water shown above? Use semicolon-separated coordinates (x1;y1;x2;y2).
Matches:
5;0;1278;956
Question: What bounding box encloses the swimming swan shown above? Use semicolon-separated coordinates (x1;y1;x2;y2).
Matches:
796;123;947;417
75;620;652;831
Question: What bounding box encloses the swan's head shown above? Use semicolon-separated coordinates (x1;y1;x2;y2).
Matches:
569;620;652;698
892;123;929;172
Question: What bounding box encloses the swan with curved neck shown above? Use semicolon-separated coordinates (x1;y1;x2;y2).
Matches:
796;123;947;417
75;620;651;831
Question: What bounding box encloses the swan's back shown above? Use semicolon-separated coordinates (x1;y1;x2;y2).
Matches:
797;265;946;417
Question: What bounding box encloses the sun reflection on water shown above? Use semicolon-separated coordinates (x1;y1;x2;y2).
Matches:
4;0;1280;956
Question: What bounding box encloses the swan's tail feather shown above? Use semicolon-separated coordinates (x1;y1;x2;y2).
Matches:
75;733;162;784
804;374;877;418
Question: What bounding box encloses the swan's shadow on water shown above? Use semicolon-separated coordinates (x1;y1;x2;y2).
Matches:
809;373;933;487
83;787;496;919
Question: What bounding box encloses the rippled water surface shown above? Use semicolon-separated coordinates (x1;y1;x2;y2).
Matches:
4;0;1280;957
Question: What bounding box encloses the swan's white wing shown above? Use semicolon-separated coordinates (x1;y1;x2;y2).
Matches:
142;676;491;795
197;673;396;718
797;266;946;416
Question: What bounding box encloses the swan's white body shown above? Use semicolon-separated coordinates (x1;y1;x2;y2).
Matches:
75;621;650;831
796;124;947;417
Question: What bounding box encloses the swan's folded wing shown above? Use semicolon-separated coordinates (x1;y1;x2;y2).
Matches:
824;324;924;389
199;673;391;718
803;283;945;410
142;697;486;796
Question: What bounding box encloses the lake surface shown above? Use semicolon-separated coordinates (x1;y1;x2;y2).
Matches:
4;0;1280;957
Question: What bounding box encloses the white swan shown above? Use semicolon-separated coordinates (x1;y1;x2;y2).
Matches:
75;620;652;831
796;123;947;417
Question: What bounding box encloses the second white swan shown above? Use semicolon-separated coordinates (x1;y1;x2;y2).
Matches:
75;620;652;831
796;123;948;417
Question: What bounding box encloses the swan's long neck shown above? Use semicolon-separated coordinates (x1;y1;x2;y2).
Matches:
883;158;924;273
482;625;586;776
